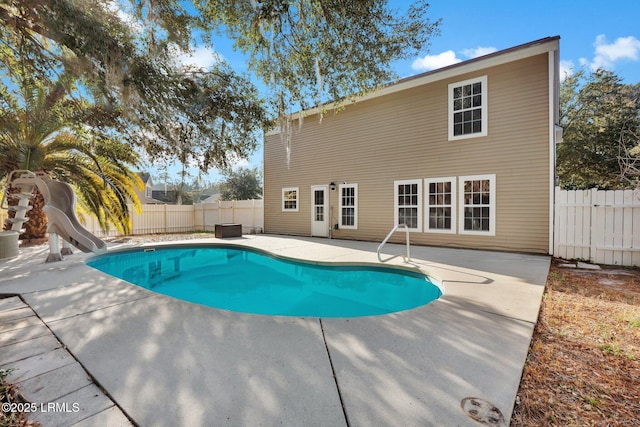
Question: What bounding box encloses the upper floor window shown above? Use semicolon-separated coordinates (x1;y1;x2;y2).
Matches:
282;187;299;211
448;76;487;140
394;179;422;232
339;184;358;229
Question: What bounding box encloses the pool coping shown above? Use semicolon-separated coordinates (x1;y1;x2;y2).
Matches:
0;235;550;426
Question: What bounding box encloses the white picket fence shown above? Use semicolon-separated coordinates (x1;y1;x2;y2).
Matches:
554;187;640;267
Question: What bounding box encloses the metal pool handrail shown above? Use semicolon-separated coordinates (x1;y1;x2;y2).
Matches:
377;224;411;263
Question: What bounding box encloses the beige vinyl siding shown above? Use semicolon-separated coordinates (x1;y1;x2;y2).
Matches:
264;53;551;253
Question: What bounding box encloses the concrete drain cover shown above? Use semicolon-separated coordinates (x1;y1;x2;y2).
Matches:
460;397;506;426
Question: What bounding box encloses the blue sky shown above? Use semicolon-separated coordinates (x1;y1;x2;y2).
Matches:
405;0;640;83
158;0;640;187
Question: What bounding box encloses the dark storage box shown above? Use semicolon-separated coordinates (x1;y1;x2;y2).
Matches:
215;223;242;238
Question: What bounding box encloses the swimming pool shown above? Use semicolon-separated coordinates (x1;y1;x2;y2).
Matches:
87;245;442;317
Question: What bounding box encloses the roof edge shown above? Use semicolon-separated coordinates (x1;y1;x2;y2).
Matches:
269;36;560;131
394;36;560;88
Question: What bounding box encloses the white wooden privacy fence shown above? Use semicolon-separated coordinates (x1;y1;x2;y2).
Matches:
81;200;264;238
194;200;264;234
3;190;640;266
554;187;640;267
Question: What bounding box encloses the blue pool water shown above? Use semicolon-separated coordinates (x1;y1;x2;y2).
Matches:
87;245;442;317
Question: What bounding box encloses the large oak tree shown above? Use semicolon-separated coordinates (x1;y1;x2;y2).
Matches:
1;0;440;169
558;69;640;189
1;0;441;234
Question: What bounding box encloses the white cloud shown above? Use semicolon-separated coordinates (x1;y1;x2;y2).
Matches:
105;2;221;73
589;35;640;71
461;46;498;59
176;46;222;70
229;156;250;169
167;44;223;71
411;50;460;71
106;1;143;33
559;60;575;81
411;45;498;71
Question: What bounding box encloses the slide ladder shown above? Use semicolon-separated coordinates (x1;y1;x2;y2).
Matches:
0;171;36;259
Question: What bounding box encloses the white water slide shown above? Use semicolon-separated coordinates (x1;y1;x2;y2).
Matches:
10;172;107;257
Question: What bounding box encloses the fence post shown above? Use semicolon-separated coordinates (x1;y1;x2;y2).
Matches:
252;199;256;232
164;203;168;234
589;188;596;264
553;187;559;257
193;204;198;232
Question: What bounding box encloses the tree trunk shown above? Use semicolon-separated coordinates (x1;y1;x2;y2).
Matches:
25;190;47;239
3;187;48;240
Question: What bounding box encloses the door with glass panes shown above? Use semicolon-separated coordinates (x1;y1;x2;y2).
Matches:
311;185;328;237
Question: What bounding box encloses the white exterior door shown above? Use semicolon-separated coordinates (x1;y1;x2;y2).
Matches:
311;185;328;237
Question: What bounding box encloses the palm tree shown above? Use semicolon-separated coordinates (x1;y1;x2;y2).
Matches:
0;76;142;239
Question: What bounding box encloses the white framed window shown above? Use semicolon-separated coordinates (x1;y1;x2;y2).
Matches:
282;187;299;212
448;75;487;140
339;183;358;229
394;179;422;232
459;174;495;235
425;177;456;233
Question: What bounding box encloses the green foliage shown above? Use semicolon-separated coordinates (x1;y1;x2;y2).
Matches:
201;0;441;114
219;167;263;201
1;0;440;172
0;368;14;381
558;69;640;189
0;73;142;235
0;0;271;172
144;66;271;172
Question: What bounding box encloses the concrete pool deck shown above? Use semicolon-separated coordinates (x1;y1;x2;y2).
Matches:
0;235;550;426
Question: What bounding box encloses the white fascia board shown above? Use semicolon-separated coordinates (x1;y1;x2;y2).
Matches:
268;37;560;132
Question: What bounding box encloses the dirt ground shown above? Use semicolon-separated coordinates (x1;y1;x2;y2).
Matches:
511;259;640;426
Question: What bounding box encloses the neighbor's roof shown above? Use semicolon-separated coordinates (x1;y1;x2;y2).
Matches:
137;172;151;183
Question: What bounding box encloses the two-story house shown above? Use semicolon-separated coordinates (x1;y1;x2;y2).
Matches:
264;36;561;254
135;173;165;204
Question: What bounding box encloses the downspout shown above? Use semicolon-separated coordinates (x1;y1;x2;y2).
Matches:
548;47;561;255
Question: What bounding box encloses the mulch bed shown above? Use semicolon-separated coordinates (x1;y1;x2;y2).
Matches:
511;259;640;426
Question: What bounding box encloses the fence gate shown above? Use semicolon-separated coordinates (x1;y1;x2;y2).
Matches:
554;187;640;267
